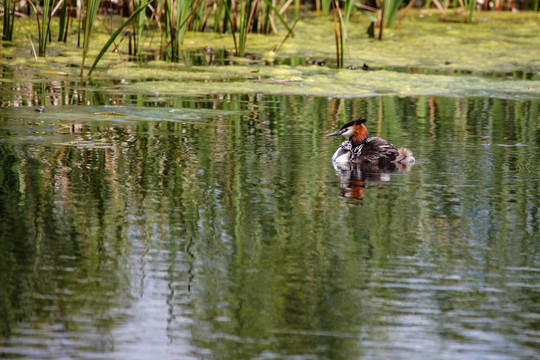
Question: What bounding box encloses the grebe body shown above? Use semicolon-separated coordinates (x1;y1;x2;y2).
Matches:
326;118;415;166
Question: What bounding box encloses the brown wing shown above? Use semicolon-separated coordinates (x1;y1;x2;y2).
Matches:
351;137;400;165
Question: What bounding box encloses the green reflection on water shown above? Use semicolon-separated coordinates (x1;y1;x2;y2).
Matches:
0;94;539;359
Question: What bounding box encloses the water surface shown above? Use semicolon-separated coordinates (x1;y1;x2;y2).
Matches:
1;82;539;359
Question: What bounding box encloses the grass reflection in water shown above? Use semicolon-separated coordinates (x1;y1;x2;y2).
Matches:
0;94;539;360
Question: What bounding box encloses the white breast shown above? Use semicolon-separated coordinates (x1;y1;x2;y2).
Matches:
331;147;351;163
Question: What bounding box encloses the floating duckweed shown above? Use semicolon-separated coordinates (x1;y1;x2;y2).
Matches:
112;64;540;99
0;12;538;99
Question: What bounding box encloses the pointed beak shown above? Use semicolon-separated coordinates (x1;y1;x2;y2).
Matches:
325;129;345;137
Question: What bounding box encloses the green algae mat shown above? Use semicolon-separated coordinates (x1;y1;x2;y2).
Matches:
1;11;539;99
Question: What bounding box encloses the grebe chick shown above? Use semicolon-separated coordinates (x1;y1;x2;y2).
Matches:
326;118;415;166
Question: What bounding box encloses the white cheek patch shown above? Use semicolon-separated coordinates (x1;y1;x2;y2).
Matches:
341;128;353;137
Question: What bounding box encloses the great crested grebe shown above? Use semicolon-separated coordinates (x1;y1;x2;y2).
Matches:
326;118;415;166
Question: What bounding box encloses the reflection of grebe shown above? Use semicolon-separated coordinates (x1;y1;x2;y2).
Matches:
332;162;406;199
326;118;415;166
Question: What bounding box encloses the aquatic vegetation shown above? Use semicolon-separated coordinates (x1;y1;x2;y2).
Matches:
57;0;69;42
331;0;354;67
221;0;295;57
1;5;540;360
1;12;539;100
87;2;150;77
463;0;476;23
131;0;147;57
380;0;403;39
162;0;194;61
2;0;15;42
80;0;102;77
25;0;54;56
103;64;540;99
3;0;536;73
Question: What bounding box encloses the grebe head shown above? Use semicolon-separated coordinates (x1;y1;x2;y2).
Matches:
326;118;370;146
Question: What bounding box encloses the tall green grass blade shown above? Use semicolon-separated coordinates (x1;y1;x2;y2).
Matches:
321;0;332;15
383;0;402;28
238;0;254;56
331;0;341;67
275;17;298;52
161;0;204;61
192;0;207;31
227;0;295;56
356;6;378;23
87;2;150;77
2;0;10;40
341;0;354;64
26;0;56;55
163;0;172;59
3;0;16;41
80;0;103;77
329;0;353;67
379;0;385;40
222;0;239;54
213;0;224;32
464;0;475;23
238;0;245;55
58;0;68;41
177;0;192;48
262;0;294;34
262;0;271;33
343;0;354;26
164;0;174;60
39;0;52;56
132;0;146;56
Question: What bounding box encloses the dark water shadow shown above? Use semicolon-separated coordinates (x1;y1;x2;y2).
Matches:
331;161;415;200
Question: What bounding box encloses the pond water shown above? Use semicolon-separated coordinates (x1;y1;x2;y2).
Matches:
1;66;539;360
